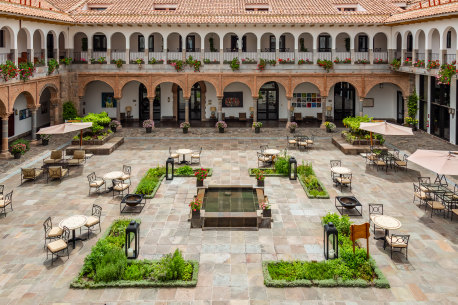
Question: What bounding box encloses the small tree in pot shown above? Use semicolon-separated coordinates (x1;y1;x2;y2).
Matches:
143;119;154;133
109;120;120;132
194;168;208;187
189;198;202;219
215;121;227;133
41;134;51;146
261;201;271;217
256;170;265;187
253;122;263;133
180;122;190;134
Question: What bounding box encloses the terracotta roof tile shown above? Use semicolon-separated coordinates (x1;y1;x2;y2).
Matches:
0;0;73;21
385;1;458;22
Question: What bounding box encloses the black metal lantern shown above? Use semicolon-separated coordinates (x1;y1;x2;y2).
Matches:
125;220;140;259
323;222;339;260
288;156;297;180
166;157;174;180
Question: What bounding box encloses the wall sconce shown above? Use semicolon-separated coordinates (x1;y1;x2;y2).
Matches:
14;109;18;115
448;107;455;117
167;97;170;103
208;99;212;105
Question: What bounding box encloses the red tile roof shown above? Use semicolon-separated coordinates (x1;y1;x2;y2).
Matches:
0;0;73;21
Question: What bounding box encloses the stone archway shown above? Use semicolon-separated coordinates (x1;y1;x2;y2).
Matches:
172;81;207;121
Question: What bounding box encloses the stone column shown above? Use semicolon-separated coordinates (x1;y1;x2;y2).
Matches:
217;97;223;121
253;97;258;123
106;48;111;63
79;97;84;116
359;97;364;117
0;115;11;159
31;108;38;143
287;98;292;123
116;98;121;125
425;49;431;65
411;49;417;65
369;50;374;64
13;49;18;65
320;96;327;128
149;97;154;120
87;49;92;64
401;48;406;64
388;49;395;62
185;98;190;122
350;49;355;64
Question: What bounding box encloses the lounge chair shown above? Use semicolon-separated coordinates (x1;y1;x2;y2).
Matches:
43;150;63;165
47;166;69;183
21;168;43;184
67;150;86;166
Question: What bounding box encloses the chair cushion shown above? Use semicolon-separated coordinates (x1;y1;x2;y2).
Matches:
48;227;63;238
170;153;179;158
90;180;105;187
85;215;100;227
22;168;36;178
114;183;129;191
298;142;308;146
67;159;83;165
427;201;445;210
288;140;297;144
61;168;69;177
44;159;61;164
336;177;351;184
375;161;386;166
119;174;130;181
414;191;429;200
47;239;67;253
452;209;458;215
50;151;63;159
306;140;314;144
258;156;271;162
0;200;10;208
395;161;407;166
192;154;200;158
420;186;431;192
385;236;408;248
73;151;85;159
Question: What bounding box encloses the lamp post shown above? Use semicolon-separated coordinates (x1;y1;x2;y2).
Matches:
288;156;297;180
166;157;174;180
125;220;140;259
323;222;339;260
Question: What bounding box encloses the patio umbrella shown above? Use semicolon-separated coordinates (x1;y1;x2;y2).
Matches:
359;121;413;146
407;150;458;176
37;122;93;148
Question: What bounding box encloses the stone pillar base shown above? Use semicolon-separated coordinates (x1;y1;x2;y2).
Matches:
30;139;40;146
320;123;326;129
0;151;12;159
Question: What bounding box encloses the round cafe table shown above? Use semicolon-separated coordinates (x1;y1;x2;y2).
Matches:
263;149;280;156
59;215;88;249
331;167;352;175
176;149;193;164
371;215;401;240
103;171;124;192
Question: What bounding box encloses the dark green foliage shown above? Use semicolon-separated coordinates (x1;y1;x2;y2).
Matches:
182;263;193;281
153;249;186;281
94;247;127;283
321;212;352;236
274;155;290;175
135;167;166;195
62;101;78;121
407;90;419;118
123;263;145;281
174;165;194;176
297;162;328;198
11;138;30;152
249;168;282;176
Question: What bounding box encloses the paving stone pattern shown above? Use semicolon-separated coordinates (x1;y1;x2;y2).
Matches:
0;127;456;305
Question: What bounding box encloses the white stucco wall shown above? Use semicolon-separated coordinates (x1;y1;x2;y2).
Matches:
292;83;322;119
84;81;116;117
364;83;399;119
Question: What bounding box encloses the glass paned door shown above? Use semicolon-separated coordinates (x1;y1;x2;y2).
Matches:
397;91;404;124
177;86;186;121
257;82;279;120
190;84;201;120
333;82;355;120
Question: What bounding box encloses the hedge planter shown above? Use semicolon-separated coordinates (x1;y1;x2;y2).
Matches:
255;127;260;133
219;128;224;133
71;132;114;146
145;127;152;133
196;179;204;187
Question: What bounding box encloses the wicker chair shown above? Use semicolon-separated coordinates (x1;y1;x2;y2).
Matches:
191;148;202;164
257;152;272;168
43;217;63;249
47;166;69;183
368;204;383;234
413;184;429;206
84;204;102;239
119;165;131;183
425;195;446;218
0;191;13;217
418;177;431;193
169;147;179;164
384;234;410;259
67;150;86;166
336;173;352;191
287;136;297;148
306;135;315;149
394;154;408;172
260;145;268;153
374;156;387;172
87;172;106;195
43;150;63;165
112;179;130;197
46;226;70;265
21;168;43;184
297;137;308;151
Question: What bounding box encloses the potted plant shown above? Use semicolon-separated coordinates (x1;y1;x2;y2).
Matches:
189;198;202;219
287;122;298;133
405;117;418;131
142;119;154;133
194;168;208;187
215;121;227;133
180;122;190;134
324;121;336;133
109;120;120;132
253;122;263;133
41;134;51;146
10;143;27;159
256;170;265;187
261;201;271;217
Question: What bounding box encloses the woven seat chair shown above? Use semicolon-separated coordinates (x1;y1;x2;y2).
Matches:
368;204;383;234
287;136;297;148
257;152;272;168
394;154;408;172
21;168;43;184
383;234;410;259
0;191;13;217
418;177;432;193
297;137;308;151
119;165;131;183
191;147;202;164
67;150;86;166
374;156;387;172
452;209;458;221
425;195;446;218
112;179;130;197
306;135;315;149
43;217;63;249
169;147;179;164
0;185;3;200
336;173;352;191
413;184;429;206
85;204;102;239
46;226;70;265
87;172;106;195
43;150;63;165
47;166;69;183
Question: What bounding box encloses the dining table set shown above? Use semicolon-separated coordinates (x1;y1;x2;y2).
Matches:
419;177;458;219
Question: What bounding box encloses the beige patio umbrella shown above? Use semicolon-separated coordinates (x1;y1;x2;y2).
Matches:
37;122;93;148
359;121;413;146
407;150;458;176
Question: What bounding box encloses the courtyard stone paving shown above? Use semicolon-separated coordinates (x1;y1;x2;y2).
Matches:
0;127;457;305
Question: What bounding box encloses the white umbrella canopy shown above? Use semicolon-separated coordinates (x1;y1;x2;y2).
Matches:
359;121;413;136
407;150;458;176
36;122;93;134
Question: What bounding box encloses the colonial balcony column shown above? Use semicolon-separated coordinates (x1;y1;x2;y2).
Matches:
350;48;355;64
184;97;191;123
50;98;60;125
30;107;38;143
78;97;84;116
217;97;223;121
359;97;364;117
0;114;11;159
369;49;374;64
13;49;18;65
148;96;154;121
401;48;406;63
115;97;122;128
287;97;292;123
425;49;431;64
253;96;258;123
106;48;111;63
320;96;328;128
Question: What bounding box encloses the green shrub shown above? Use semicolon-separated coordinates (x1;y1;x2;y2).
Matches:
76;112;111;134
321;212;352;237
174;165;194;176
274;155;290;175
297;162;328;198
63;101;78;121
182;263;193;281
123;263;144;281
153;249;186;281
135;167;166;196
94;247;127;283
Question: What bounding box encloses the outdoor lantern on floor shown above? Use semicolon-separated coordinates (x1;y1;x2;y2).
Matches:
125;220;140;259
289;156;297;180
323;222;339;260
166;157;174;180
